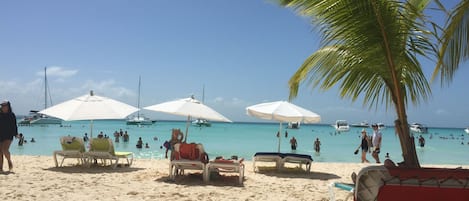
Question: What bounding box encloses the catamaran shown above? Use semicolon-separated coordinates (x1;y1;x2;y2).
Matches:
126;76;153;125
19;67;62;125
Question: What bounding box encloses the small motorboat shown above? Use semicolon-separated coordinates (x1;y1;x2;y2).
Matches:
333;120;350;132
410;123;428;133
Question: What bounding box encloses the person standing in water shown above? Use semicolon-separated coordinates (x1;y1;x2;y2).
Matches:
290;136;298;151
314;138;321;153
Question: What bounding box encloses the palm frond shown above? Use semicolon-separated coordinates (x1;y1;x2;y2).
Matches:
434;0;469;85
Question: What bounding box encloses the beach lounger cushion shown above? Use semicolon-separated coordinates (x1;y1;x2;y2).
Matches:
253;152;313;172
354;165;469;201
173;143;208;163
205;158;245;184
85;138;134;168
60;136;86;152
53;136;87;167
169;143;209;180
253;152;283;172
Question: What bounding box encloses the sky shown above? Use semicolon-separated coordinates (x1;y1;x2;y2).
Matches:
1;0;468;128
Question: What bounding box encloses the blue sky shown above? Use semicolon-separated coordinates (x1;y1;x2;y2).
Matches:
1;0;468;128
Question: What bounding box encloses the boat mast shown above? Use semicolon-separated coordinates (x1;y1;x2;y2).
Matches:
137;75;141;118
202;84;205;104
44;67;48;109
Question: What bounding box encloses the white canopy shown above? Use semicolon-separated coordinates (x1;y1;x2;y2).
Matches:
144;96;231;142
246;101;321;152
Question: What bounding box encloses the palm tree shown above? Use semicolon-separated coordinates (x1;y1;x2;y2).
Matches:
280;0;437;168
433;0;469;84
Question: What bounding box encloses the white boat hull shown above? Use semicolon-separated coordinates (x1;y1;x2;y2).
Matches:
333;120;350;132
410;123;428;133
126;116;153;125
29;117;62;124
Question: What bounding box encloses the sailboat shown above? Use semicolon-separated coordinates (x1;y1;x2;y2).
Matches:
19;67;62;125
126;76;153;126
192;85;211;127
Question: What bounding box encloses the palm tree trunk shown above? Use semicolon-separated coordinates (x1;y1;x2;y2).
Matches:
395;105;420;168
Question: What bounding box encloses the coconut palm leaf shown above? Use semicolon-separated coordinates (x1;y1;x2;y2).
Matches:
433;0;469;85
280;0;435;167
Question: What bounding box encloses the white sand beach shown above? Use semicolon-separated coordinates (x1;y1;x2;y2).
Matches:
0;155;467;201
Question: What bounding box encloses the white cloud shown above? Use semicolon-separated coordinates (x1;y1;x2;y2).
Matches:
36;66;78;78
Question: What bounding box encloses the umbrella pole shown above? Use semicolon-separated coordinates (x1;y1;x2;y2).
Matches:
184;116;190;143
278;122;282;152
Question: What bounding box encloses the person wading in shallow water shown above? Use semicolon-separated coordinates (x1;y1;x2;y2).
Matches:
290;136;298;151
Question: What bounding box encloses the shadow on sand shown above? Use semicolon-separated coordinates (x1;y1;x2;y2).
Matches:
44;164;144;174
155;172;244;187
255;166;341;180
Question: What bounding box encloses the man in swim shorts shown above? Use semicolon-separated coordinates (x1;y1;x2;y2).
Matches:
371;124;382;163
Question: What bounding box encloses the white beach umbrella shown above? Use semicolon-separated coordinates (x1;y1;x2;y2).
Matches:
246;101;321;152
39;90;139;138
144;96;232;142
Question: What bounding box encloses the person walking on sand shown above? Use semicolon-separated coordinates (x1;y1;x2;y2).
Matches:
359;129;370;163
371;124;382;163
0;100;19;172
290;136;297;151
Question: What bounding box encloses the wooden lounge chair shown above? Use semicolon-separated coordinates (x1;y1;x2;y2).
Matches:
169;143;209;180
205;157;245;184
53;136;86;167
85;138;133;169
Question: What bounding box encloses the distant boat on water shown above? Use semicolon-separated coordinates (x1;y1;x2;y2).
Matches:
126;76;153;126
464;127;469;134
192;85;211;127
333;120;350;132
350;121;370;128
19;67;62;125
288;121;300;129
410;123;428;134
192;119;211;127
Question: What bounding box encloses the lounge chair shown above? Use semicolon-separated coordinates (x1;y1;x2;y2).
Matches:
85;138;133;169
169;142;209;180
205;157;245;184
252;152;283;172
281;153;313;172
53;136;86;167
330;162;469;201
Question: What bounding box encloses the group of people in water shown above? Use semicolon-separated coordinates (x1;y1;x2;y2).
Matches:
277;130;322;153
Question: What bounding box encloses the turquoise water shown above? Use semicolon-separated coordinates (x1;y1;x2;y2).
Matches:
12;120;469;165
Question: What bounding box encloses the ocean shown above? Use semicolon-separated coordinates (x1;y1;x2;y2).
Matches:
12;120;469;165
